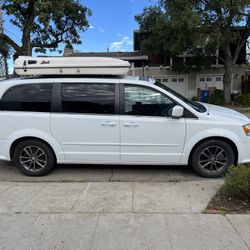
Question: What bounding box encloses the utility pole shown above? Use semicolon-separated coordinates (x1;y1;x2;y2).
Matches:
0;3;9;79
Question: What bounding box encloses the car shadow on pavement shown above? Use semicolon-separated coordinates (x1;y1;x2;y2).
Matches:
0;160;220;182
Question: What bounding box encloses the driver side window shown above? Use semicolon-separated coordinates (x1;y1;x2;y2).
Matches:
124;85;175;117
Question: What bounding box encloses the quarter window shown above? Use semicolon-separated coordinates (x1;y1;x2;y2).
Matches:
124;85;175;117
0;83;52;112
61;83;115;114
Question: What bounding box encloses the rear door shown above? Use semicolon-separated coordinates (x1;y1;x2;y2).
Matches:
51;82;120;163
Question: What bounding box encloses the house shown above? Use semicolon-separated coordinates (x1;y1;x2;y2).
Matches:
64;30;247;98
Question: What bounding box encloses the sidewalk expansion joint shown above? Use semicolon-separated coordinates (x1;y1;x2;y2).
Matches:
226;216;250;250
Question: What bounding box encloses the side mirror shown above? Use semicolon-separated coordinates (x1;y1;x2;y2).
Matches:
171;105;184;119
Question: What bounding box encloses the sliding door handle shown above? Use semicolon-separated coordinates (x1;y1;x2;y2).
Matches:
123;123;139;127
102;121;117;126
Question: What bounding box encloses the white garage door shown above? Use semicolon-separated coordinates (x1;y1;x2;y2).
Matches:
197;75;223;90
153;75;188;97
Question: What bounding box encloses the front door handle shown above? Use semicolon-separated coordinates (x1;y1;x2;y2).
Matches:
123;122;139;127
102;121;117;127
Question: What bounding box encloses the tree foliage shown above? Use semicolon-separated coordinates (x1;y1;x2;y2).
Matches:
0;0;91;56
136;0;250;102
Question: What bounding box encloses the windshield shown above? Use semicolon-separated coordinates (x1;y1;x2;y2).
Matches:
155;82;207;113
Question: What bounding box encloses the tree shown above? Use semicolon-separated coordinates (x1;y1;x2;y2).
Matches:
0;0;91;57
136;0;250;103
0;40;11;78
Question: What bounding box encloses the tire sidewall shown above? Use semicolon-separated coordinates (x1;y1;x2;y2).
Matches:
13;140;55;176
191;140;235;178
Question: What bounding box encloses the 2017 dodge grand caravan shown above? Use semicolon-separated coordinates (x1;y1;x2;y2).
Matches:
0;76;249;177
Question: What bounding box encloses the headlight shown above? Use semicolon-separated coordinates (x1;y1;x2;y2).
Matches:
243;124;250;136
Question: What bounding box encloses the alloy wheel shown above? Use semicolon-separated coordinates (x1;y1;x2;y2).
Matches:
19;145;47;172
199;146;228;173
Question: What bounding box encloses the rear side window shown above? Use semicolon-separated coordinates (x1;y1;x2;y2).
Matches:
0;83;52;112
61;83;115;114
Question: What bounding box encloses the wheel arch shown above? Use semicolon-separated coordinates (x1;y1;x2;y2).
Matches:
188;136;238;166
10;136;57;161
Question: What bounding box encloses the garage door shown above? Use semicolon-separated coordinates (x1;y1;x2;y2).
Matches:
153;75;188;97
197;75;223;90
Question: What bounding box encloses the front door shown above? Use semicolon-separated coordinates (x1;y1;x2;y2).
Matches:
120;84;186;164
51;83;120;163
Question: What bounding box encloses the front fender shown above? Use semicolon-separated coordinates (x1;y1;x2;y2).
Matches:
180;128;240;164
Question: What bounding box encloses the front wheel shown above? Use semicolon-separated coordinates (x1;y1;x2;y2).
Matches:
13;140;55;176
191;140;235;178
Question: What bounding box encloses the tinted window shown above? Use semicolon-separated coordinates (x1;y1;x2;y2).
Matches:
0;83;52;112
62;83;115;114
124;85;175;117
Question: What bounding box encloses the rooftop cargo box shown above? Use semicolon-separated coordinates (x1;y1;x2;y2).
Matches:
14;56;130;76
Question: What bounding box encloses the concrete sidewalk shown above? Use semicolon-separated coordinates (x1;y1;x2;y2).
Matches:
1;213;250;250
0;181;222;214
0;180;250;250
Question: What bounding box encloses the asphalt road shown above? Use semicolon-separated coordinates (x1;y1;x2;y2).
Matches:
0;160;205;182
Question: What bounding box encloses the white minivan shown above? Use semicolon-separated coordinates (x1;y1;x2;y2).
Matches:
0;77;249;177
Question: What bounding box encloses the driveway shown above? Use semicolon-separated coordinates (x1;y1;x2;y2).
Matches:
0;161;250;250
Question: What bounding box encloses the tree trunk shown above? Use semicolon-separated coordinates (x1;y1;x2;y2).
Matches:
4;56;8;79
223;44;233;104
223;63;232;103
23;35;32;56
21;0;36;56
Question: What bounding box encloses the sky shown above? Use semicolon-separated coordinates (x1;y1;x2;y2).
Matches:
3;0;158;56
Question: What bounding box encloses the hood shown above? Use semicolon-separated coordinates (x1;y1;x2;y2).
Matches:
200;103;250;124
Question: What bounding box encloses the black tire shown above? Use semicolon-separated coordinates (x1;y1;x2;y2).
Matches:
191;140;235;178
13;140;55;176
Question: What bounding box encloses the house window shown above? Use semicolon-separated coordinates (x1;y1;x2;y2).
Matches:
156;79;161;82
216;77;222;82
200;77;205;82
178;78;184;82
206;77;212;82
172;78;177;82
163;78;168;83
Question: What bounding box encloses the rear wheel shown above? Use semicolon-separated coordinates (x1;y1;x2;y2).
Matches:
191;140;235;178
13;140;55;176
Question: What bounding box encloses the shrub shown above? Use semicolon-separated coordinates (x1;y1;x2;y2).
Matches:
235;93;250;107
191;96;198;101
221;165;250;200
209;90;225;106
